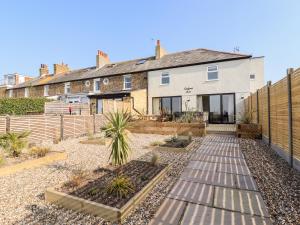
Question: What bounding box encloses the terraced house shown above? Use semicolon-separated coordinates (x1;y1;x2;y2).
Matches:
1;41;264;123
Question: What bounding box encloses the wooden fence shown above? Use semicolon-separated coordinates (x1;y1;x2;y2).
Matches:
0;114;106;143
244;67;300;171
45;102;90;115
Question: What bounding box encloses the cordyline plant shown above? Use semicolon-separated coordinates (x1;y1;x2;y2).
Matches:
103;111;131;166
0;131;30;157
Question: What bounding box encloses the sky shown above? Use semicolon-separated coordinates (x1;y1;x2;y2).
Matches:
0;0;299;83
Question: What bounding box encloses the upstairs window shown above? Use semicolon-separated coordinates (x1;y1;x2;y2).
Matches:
250;74;256;80
161;73;170;85
44;85;49;96
94;78;101;92
123;75;132;90
24;88;29;97
64;82;71;94
207;65;219;80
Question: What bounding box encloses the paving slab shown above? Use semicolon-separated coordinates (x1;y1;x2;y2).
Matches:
218;163;251;175
214;187;270;217
191;153;247;166
202;135;238;143
180;169;236;188
187;161;218;172
168;180;214;206
200;142;240;149
181;203;272;225
149;198;186;225
196;148;244;158
236;174;258;191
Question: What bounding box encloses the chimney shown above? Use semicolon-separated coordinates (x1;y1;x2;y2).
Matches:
39;64;49;77
155;40;167;60
54;62;70;75
96;50;110;68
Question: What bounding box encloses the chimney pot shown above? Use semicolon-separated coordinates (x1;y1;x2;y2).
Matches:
96;50;110;68
157;40;160;46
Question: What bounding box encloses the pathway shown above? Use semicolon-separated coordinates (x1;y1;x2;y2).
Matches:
150;135;271;225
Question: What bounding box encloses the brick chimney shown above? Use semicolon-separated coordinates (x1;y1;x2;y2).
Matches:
155;40;167;60
96;50;110;68
39;64;49;77
54;62;70;75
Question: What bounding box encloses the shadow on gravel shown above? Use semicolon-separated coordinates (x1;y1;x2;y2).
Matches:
239;139;300;225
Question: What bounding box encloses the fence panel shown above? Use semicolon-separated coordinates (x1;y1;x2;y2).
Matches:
45;102;90;115
0;116;6;133
291;69;300;161
251;93;257;123
259;86;269;138
270;78;289;152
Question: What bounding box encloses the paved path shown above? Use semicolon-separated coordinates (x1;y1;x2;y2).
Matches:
150;135;271;225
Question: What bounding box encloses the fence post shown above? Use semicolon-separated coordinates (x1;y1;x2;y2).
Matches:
287;68;294;168
267;81;272;146
256;90;259;124
93;114;96;134
5;115;10;133
60;114;64;141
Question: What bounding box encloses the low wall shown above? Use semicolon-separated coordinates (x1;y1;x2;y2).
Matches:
128;120;206;136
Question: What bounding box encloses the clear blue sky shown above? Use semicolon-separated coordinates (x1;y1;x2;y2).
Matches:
0;0;299;83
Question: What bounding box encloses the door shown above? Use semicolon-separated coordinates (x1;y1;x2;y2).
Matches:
208;94;235;124
97;99;103;114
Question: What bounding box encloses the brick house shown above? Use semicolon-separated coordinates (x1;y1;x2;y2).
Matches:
2;41;264;122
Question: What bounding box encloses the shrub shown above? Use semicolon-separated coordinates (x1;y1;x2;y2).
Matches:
103;112;131;166
101;123;113;138
151;153;160;166
0;97;50;115
239;111;252;124
106;175;134;198
0;154;5;166
29;146;50;157
0;131;30;157
150;141;164;146
63;170;86;188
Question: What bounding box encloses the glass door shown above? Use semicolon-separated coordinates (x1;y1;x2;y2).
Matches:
208;94;235;124
209;95;221;123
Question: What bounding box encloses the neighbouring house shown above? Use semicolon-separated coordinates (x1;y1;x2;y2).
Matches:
0;73;32;97
0;40;264;123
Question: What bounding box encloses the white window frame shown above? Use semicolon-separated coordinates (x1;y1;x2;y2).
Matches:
207;65;219;81
64;82;71;94
24;88;29;97
93;78;101;93
123;75;132;90
160;72;170;85
8;89;13;98
44;85;49;96
250;74;256;80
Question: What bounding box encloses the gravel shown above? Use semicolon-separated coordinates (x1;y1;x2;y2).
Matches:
239;138;300;225
0;133;170;225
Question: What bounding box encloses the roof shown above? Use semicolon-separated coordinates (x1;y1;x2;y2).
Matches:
12;48;251;89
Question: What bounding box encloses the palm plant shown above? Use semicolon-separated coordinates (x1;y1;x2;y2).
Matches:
104;111;131;166
0;131;30;157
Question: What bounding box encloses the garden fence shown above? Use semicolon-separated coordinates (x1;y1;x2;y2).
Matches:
0;114;106;143
244;67;300;171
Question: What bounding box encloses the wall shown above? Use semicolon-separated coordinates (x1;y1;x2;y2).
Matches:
148;57;264;116
131;89;147;114
244;67;300;171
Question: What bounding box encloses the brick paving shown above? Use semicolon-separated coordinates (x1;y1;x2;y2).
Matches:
150;135;271;225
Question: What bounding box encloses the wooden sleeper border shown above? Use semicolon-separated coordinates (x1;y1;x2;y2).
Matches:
45;164;171;223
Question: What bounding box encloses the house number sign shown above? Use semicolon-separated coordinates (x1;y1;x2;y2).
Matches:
184;87;193;93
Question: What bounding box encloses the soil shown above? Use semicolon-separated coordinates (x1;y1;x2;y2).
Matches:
58;160;167;209
79;138;106;145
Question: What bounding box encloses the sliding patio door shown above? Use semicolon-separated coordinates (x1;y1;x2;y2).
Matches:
208;93;235;124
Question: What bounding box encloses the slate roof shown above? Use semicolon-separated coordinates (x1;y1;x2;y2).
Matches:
13;48;252;89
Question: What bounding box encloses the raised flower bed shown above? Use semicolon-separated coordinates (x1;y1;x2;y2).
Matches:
128;120;206;136
45;160;170;223
236;123;262;139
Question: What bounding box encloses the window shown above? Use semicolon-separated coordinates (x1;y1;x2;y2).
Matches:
136;59;147;65
250;74;255;80
123;75;132;90
94;78;101;92
8;89;13;98
44;85;49;96
25;88;29;97
64;82;71;94
152;96;182;115
161;73;170;85
207;65;219;80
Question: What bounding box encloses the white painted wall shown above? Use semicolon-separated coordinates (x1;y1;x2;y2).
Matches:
147;57;264;119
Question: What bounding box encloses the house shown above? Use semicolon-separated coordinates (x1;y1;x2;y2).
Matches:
0;73;32;97
1;40;264;123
